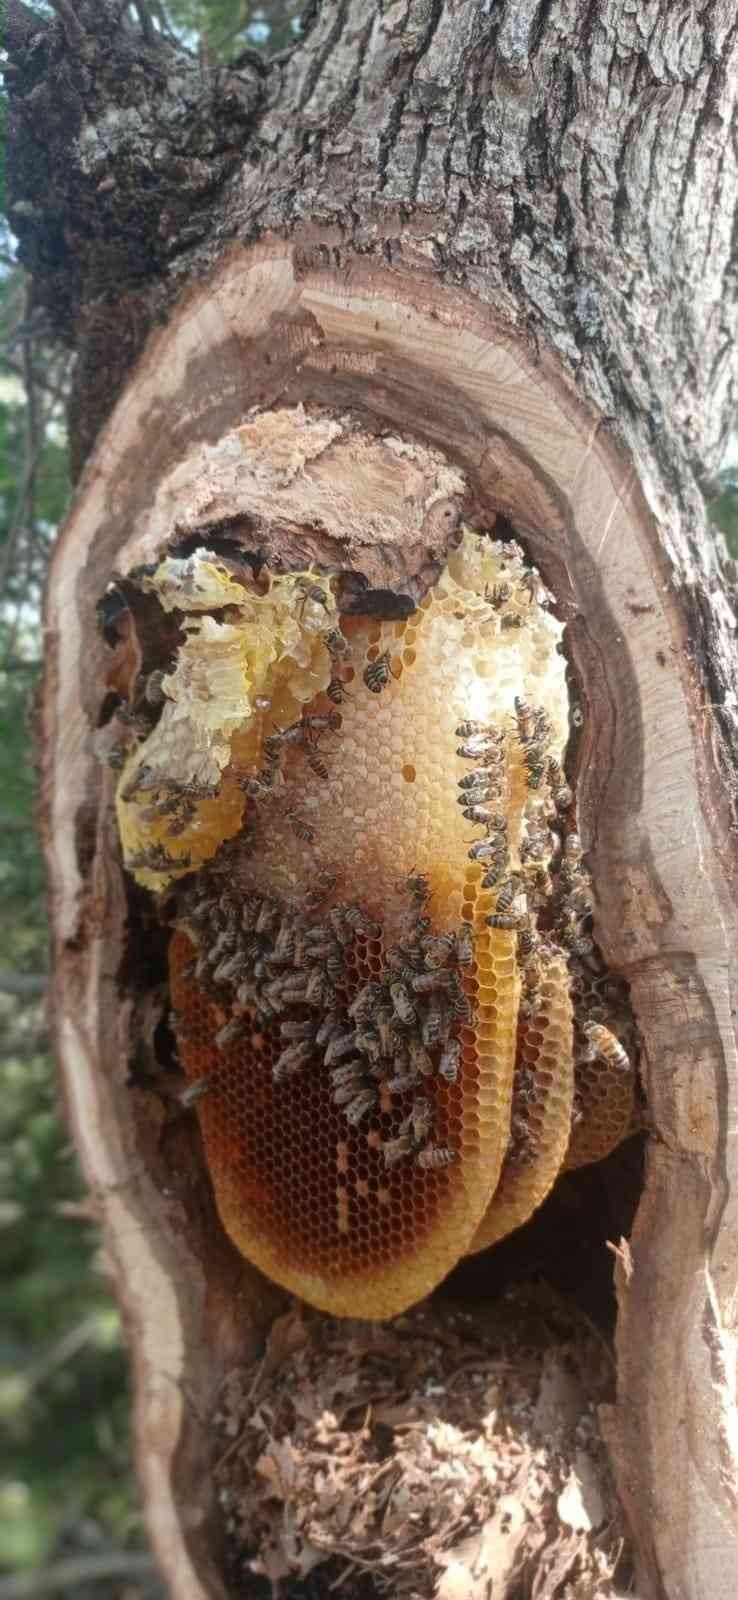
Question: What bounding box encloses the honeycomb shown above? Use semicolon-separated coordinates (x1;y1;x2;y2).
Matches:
468;948;574;1252
110;525;636;1316
115;559;339;890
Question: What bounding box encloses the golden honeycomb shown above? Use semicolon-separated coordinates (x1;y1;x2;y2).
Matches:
110;526;635;1316
565;1037;636;1169
468;949;574;1252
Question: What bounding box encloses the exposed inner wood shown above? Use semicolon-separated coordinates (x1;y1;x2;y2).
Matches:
41;243;738;1600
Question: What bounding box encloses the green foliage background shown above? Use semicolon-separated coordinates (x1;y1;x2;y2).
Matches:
0;4;301;1594
0;2;735;1595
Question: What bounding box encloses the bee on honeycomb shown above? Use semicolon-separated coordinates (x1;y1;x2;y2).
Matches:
108;526;636;1317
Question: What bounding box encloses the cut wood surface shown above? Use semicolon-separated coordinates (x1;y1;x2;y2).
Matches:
40;243;738;1599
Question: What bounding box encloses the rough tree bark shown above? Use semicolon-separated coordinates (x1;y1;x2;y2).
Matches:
7;2;738;1598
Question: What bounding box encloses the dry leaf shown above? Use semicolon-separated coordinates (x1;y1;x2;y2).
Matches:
255;1438;298;1499
435;1495;527;1600
557;1452;606;1533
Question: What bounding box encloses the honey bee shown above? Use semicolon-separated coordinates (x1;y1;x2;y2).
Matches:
306;749;331;781
344;1088;377;1125
126;842;182;873
514;696;535;743
455;721;487;738
120;762;157;801
295;576;329;616
409;1037;434;1077
468;835;507;864
273;1040;314;1082
486;912;527;930
525;760;546;790
262;734;284;765
463;803;503;826
100;741;127;770
382;1133;414;1168
523;738;547;769
458;770;499;793
280;1018;315;1042
286;809;315;844
273;720;307;749
501;613;524;629
582;1022;630;1072
363;650;397;694
404;871;431;906
406;1097;434;1145
344;906;380;939
564;831;583;865
517;929;538;959
214;1014;249;1049
306;967;330;1005
348;981;381;1023
212;951;245;986
552;782;573;812
179;1075;215;1108
527;865;553;904
326;676;351;704
486;581;512;609
325;626;350;659
411;969;455;995
450;987;473;1023
315;1012;342;1048
439;1038;461;1083
520;569;545;605
354;1027;382;1063
331;1059;366;1089
324;1030;359;1066
323;905;349;946
416;1144;457;1170
495;877;522;914
457;737;504;761
387;1069;420;1094
390;981;416;1024
366;1005;389;1056
333;1074;368;1106
304;929;337;958
480;857;508;889
421;994;451;1048
303;710;343;740
455;924;474;966
256;900;280;936
241;775;271;798
166;804;198;837
421;932;457;967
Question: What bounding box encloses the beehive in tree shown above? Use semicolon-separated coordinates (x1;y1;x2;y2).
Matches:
9;1;738;1596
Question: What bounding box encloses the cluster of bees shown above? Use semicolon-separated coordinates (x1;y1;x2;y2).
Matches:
174;869;473;1171
165;546;632;1200
237;710;344;844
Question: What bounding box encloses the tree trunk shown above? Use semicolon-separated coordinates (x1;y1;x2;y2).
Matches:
8;2;738;1598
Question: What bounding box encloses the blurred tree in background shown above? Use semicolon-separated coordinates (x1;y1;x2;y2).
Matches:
0;6;301;1595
